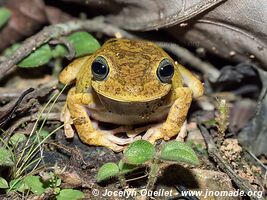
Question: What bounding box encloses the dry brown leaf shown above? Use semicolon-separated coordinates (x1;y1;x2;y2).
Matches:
0;0;47;51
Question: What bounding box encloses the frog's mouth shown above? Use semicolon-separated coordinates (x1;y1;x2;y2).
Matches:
94;90;172;115
91;83;172;103
96;90;171;102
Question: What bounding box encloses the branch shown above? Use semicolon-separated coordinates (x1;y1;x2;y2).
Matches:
0;88;34;127
0;18;137;81
8;113;60;134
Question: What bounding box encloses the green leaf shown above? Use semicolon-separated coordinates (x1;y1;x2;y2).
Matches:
3;43;21;58
118;160;138;174
24;175;46;195
55;178;61;187
186;140;207;155
0;177;8;189
51;44;68;58
18;44;53;68
9;179;22;192
159;141;199;165
0;8;11;28
57;189;84;200
67;31;100;57
9;179;29;192
9;133;26;146
123;140;155;165
0;147;14;166
39;130;50;139
97;162;119;182
31;130;50;142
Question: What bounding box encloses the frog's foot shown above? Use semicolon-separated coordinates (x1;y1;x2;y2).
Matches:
176;120;187;142
60;104;75;138
105;133;141;145
143;121;188;144
126;124;158;138
142;124;166;144
89;131;140;152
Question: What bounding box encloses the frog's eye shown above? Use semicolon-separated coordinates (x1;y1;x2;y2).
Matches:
91;56;109;81
157;59;174;83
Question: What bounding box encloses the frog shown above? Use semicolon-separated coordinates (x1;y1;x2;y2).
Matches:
59;38;204;152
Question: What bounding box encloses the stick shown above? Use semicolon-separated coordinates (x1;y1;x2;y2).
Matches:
0;18;137;80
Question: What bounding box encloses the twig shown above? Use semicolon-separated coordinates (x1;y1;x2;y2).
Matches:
156;42;220;82
0;80;57;104
0;18;137;81
8;113;60;134
198;124;264;200
49;37;76;60
245;149;267;171
0;88;34;127
0;81;59;127
125;173;148;182
0;88;26;100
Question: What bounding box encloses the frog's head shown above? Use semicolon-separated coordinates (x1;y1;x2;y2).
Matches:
90;39;181;102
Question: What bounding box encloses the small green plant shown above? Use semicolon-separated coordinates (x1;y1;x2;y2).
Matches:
215;98;230;143
186;140;208;156
0;86;85;199
202;98;230;144
4;31;100;68
97;140;199;192
0;169;84;200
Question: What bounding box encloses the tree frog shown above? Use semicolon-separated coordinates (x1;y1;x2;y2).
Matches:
59;39;204;152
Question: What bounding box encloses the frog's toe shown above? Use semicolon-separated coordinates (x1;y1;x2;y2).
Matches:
61;105;74;138
142;127;163;144
107;136;141;152
106;134;136;145
108;143;124;152
89;133;124;152
64;123;75;138
176;120;187;142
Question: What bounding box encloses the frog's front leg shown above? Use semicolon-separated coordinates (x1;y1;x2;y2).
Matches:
66;87;134;152
143;87;192;143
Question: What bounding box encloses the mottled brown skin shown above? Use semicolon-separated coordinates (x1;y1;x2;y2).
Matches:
59;39;204;152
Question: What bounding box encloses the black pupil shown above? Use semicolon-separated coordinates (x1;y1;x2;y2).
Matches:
92;61;107;75
159;64;174;77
